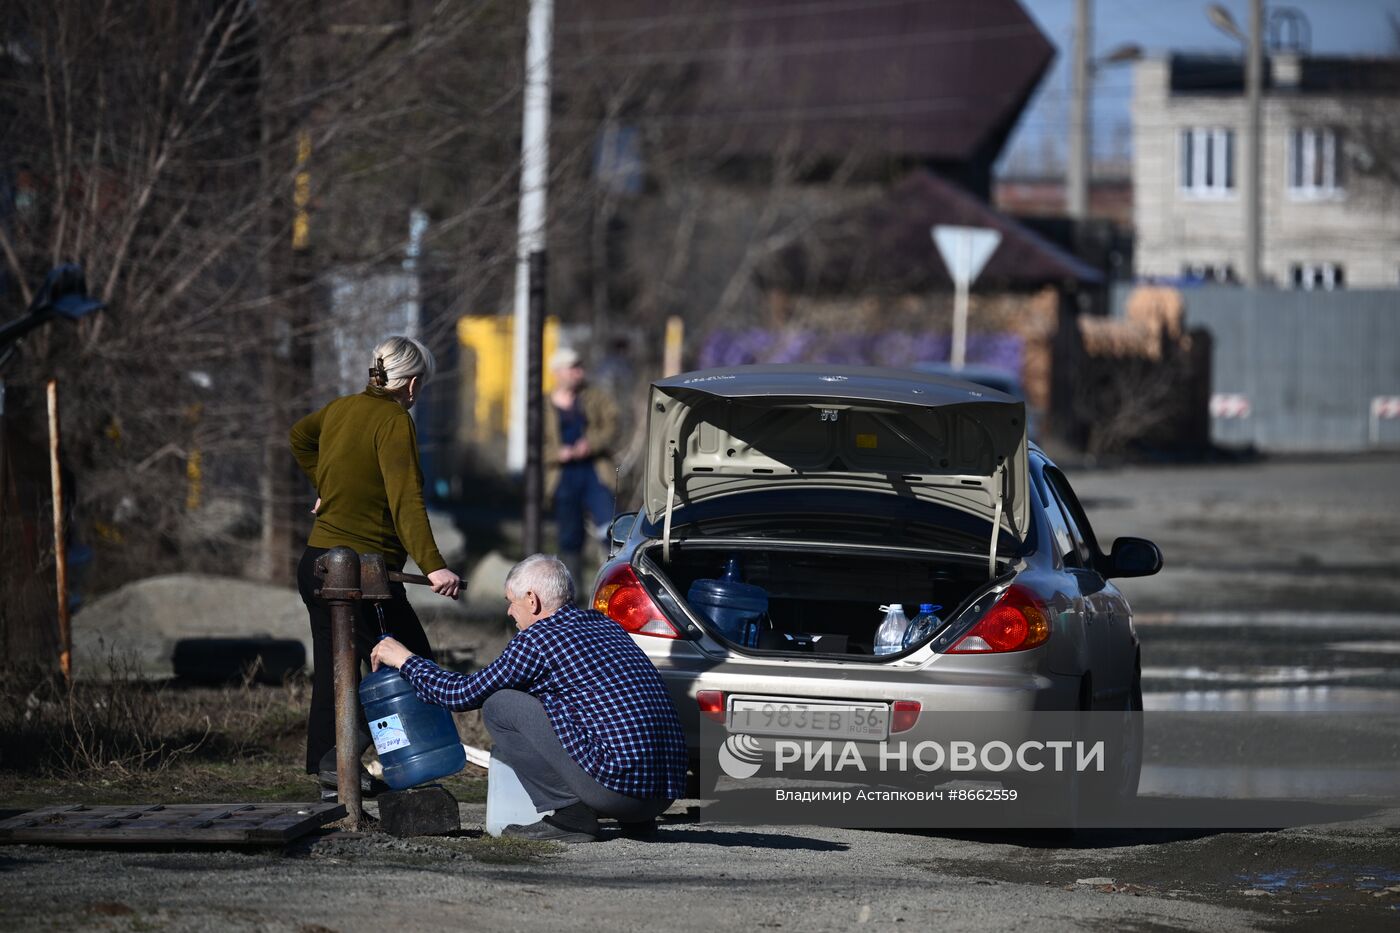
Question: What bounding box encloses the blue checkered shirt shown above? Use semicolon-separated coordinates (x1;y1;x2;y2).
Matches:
399;604;689;800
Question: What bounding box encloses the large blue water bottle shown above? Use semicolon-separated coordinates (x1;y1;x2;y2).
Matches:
903;603;944;649
359;645;466;790
687;555;769;648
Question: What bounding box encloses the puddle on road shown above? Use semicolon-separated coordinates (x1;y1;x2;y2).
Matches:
1145;685;1400;713
1144;664;1391;685
1327;640;1400;655
1233;865;1400;908
1140;610;1400;714
1135;611;1400;629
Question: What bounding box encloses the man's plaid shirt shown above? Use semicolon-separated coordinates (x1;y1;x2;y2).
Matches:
399;604;689;800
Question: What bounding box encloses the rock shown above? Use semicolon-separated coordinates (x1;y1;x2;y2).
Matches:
400;513;476;627
1075;877;1114;886
400;571;472;629
376;785;461;837
425;509;467;570
463;551;515;616
72;574;308;679
1241;889;1274;897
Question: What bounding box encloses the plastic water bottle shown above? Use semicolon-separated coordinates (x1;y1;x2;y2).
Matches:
903;603;944;649
874;604;911;655
485;755;552;837
359;642;467;790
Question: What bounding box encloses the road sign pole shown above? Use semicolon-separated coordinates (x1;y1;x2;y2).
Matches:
933;225;1001;372
952;279;968;370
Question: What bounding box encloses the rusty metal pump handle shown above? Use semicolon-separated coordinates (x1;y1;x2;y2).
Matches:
389;570;462;600
387;570;431;586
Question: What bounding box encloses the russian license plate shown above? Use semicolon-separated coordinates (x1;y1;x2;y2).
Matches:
728;698;889;741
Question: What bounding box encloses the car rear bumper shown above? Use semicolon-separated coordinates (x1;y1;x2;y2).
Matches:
649;647;1083;758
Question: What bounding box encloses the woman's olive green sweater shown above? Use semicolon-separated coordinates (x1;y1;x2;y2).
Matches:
289;391;445;574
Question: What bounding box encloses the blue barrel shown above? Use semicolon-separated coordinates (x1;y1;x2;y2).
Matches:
359;666;466;790
687;555;768;648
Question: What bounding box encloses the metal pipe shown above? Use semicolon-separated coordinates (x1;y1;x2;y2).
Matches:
46;380;70;685
314;546;363;826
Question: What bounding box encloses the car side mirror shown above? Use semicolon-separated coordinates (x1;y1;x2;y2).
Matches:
608;512;638;550
1104;537;1163;578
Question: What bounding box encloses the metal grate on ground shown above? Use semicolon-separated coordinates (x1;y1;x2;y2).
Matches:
0;802;346;846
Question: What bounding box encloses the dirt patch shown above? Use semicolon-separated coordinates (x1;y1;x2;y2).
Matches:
298;829;561;866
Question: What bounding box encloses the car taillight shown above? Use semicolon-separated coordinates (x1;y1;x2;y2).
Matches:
946;585;1051;653
593;564;681;639
697;690;725;723
891;700;921;733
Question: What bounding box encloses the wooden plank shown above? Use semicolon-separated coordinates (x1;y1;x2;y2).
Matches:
0;802;345;846
0;804;90;830
245;805;348;842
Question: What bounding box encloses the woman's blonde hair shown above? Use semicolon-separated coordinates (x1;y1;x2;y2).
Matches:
367;336;436;391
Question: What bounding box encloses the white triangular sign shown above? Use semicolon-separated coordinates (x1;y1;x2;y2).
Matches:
933;225;1002;288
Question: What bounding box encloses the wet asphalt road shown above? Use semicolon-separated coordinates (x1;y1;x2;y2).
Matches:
3;454;1399;931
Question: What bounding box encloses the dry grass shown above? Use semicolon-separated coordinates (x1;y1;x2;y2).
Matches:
0;658;489;807
0;656;308;780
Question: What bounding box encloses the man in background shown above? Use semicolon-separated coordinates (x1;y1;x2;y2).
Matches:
545;347;619;587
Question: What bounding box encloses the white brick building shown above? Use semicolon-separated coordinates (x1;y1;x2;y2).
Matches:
1132;53;1400;289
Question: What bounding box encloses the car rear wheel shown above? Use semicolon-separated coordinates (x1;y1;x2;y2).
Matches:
1081;665;1144;816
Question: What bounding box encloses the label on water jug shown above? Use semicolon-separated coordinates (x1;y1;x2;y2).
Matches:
369;713;411;754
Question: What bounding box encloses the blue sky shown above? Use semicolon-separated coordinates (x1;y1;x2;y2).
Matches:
1000;0;1400;175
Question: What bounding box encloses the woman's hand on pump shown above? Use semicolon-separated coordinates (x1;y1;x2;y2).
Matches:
428;568;460;600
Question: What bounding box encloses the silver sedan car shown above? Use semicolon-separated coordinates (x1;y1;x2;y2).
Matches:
593;365;1162;809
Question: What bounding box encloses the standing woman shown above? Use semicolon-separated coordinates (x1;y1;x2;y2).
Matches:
290;335;461;795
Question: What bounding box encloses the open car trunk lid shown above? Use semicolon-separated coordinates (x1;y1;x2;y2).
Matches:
645;365;1030;555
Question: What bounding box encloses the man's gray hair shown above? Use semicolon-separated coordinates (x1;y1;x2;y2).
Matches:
505;553;575;610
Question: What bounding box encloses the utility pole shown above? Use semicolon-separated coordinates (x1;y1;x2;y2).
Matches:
1068;0;1092;220
1244;0;1264;285
509;0;553;475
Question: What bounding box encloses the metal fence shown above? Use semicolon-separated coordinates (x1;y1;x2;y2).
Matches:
1128;286;1400;453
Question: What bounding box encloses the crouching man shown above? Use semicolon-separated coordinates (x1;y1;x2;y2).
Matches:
370;553;688;842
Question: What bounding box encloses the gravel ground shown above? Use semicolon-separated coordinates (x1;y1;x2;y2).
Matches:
10;799;1398;932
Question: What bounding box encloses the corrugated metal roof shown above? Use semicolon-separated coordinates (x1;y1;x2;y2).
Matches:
556;0;1054;162
758;169;1104;293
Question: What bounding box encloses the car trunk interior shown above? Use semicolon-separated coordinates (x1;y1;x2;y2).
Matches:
645;543;992;658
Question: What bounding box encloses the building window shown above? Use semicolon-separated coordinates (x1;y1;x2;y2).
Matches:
1289;262;1345;290
1180;127;1236;196
1181;262;1237;283
1288;128;1343;197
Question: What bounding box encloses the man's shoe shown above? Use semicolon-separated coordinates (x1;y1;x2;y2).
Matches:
617;819;658;840
501;818;599;844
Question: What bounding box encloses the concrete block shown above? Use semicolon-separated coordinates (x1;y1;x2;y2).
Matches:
376;785;461;837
